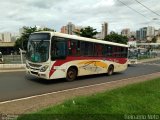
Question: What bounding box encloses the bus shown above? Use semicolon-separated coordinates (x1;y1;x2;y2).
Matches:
26;32;128;81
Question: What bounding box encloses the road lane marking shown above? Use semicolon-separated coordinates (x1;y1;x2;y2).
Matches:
0;72;160;104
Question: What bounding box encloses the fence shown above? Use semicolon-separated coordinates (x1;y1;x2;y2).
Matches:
137;51;160;60
2;54;26;64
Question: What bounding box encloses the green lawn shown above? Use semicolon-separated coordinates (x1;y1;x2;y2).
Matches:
18;78;160;120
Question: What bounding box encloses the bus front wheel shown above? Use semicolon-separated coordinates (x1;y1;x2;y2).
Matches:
107;65;114;76
66;67;77;82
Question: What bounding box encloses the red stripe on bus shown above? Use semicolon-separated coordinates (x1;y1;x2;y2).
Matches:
49;56;127;78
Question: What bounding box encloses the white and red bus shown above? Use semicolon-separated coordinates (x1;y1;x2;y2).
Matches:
26;31;128;81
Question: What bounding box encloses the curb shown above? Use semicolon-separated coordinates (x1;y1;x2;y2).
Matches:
0;69;25;73
0;64;25;72
138;57;160;63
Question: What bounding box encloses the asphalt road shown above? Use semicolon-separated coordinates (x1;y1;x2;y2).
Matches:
0;61;160;102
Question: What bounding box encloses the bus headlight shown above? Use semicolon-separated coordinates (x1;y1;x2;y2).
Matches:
40;65;49;72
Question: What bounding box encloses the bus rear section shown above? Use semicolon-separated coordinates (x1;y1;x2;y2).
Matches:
128;48;138;65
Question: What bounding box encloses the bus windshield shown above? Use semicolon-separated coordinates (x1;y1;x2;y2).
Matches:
27;33;50;63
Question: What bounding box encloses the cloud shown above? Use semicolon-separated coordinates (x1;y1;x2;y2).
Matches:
0;0;160;33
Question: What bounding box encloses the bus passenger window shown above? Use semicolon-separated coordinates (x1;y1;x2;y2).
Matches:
51;37;67;60
68;40;80;56
94;44;103;57
80;42;94;56
107;45;112;57
102;45;107;57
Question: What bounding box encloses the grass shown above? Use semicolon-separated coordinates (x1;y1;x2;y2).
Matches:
138;56;153;60
18;78;160;120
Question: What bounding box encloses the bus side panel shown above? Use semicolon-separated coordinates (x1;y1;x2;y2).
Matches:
49;58;127;79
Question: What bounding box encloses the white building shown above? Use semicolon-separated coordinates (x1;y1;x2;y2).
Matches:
11;33;19;42
155;30;159;36
128;41;137;48
67;22;76;35
94;32;102;39
147;26;155;37
130;31;136;37
0;33;3;42
121;28;130;37
101;22;108;39
146;26;155;41
3;32;11;42
156;35;160;43
60;22;76;35
19;27;25;36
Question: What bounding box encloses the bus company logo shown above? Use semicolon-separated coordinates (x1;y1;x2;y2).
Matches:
78;61;108;72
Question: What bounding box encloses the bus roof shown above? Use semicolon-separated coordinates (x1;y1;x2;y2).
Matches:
34;31;128;47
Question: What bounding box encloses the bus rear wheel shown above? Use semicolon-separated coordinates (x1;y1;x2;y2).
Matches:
66;67;77;82
107;65;114;76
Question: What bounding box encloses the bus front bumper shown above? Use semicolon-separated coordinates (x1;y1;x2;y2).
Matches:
26;68;49;79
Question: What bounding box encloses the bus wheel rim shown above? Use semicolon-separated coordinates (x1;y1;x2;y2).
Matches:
68;71;75;79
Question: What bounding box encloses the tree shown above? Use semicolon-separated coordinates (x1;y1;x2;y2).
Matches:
42;27;55;31
151;36;157;43
104;33;128;44
74;26;98;38
14;26;54;51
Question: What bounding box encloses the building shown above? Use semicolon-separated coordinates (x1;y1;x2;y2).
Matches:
67;22;75;35
11;33;19;42
60;22;76;35
130;31;136;37
140;27;147;41
136;27;147;41
147;26;155;37
156;29;160;36
0;42;15;55
101;22;108;39
146;26;155;41
19;27;26;36
127;41;137;47
0;33;3;42
136;30;140;40
94;32;102;39
155;30;159;36
139;27;147;42
61;26;67;34
3;32;12;42
121;28;130;37
156;35;160;43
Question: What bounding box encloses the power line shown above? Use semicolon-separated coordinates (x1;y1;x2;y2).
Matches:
134;0;160;17
116;0;150;20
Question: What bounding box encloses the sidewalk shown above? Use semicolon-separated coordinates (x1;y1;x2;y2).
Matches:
138;57;160;63
0;64;25;72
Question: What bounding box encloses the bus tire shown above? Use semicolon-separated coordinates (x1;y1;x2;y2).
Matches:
107;65;114;76
66;67;77;82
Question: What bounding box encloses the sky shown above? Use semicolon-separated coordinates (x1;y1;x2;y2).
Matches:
0;0;160;33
